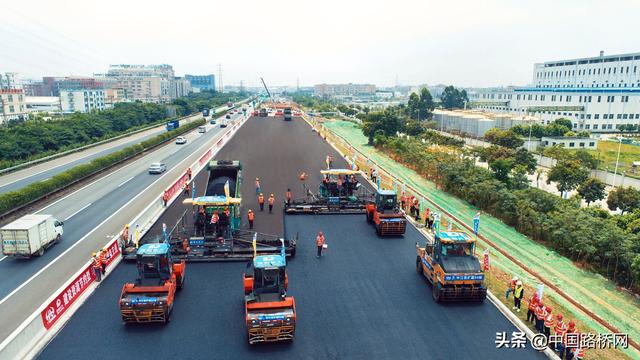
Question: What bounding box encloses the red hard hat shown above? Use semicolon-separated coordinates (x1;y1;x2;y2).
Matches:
319;231;323;235
568;321;575;329
557;314;563;320
546;307;552;313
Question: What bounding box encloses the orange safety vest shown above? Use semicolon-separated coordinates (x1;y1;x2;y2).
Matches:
268;196;274;205
544;313;554;328
258;195;264;204
316;235;325;246
248;212;254;221
162;191;169;201
528;297;538;311
99;251;108;265
212;214;219;223
92;257;101;268
535;306;546;320
286;191;292;201
555;321;566;337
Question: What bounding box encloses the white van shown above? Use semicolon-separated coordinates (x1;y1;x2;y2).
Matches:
198;126;207;133
1;214;64;258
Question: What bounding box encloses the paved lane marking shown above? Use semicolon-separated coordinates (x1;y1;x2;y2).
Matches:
0;123;233;308
0;256;6;263
117;176;135;187
63;203;92;221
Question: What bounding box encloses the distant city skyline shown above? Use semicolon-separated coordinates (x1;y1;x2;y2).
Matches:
1;0;639;88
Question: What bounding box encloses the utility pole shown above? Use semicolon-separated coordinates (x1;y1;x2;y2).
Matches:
218;63;223;93
240;80;244;94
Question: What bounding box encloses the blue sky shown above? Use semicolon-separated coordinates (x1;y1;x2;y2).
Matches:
1;0;638;87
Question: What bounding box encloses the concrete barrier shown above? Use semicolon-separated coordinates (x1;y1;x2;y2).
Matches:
0;112;250;360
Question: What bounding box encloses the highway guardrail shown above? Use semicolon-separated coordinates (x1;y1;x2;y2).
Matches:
0;112;250;359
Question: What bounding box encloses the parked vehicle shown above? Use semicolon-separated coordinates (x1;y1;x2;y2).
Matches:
175;136;187;144
1;214;64;258
149;162;167;174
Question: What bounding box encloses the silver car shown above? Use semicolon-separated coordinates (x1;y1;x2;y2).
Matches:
148;162;167;174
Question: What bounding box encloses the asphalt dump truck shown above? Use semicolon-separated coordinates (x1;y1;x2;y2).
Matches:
415;231;487;302
244;241;296;344
120;242;185;324
284;169;373;215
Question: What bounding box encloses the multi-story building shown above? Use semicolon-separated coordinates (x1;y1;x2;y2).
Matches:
185;74;215;91
59;89;105;113
104;64;182;103
25;96;61;113
0;89;28;123
314;83;376;97
474;51;640;132
172;77;191;99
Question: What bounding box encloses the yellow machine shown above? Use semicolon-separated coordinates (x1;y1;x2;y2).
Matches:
415;231;486;302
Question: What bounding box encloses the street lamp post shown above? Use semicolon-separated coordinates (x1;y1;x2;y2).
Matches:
527;122;533;152
612;136;623;187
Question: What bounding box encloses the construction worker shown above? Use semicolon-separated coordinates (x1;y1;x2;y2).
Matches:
183;181;191;196
535;302;547;333
560;321;576;360
92;253;102;282
544;306;554;338
255;178;261;195
211;211;219;234
268;194;275;213
554;314;567;352
413;198;420;221
247;210;254;229
400;192;407;211
162;191;169;207
258;193;265;211
506;276;518;299
316;231;325;258
424;208;430;227
573;338;585;360
99;248;109;275
513;280;524;312
299;172;307;181
526;293;539;324
285;188;292;206
121;224;130;247
186;167;192;180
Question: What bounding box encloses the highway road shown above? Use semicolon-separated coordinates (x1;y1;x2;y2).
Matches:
0;107;250;343
39;116;543;359
0;104;232;194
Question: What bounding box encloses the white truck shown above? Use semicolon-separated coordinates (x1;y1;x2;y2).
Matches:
1;214;64;258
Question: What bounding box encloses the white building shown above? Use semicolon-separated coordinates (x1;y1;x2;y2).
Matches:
0;89;28;123
474;51;640;132
103;64;180;103
172;77;191;99
540;136;598;150
59;89;105;113
25;96;61;113
433;109;539;137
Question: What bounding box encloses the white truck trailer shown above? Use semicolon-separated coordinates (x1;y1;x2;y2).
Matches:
1;214;64;258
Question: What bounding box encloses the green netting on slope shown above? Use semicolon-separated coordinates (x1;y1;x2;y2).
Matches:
324;120;640;352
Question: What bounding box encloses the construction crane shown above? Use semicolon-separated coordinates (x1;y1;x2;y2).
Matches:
260;77;274;103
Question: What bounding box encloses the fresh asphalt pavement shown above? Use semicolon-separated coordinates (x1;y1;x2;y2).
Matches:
39;116;543;359
0;110;248;343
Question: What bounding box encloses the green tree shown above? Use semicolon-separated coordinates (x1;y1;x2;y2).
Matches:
607;187;640;214
440;85;468;109
547;159;590;195
577;178;606;206
554;118;573;130
574;150;598;169
406;88;435;120
361;110;403;145
484;128;524;149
